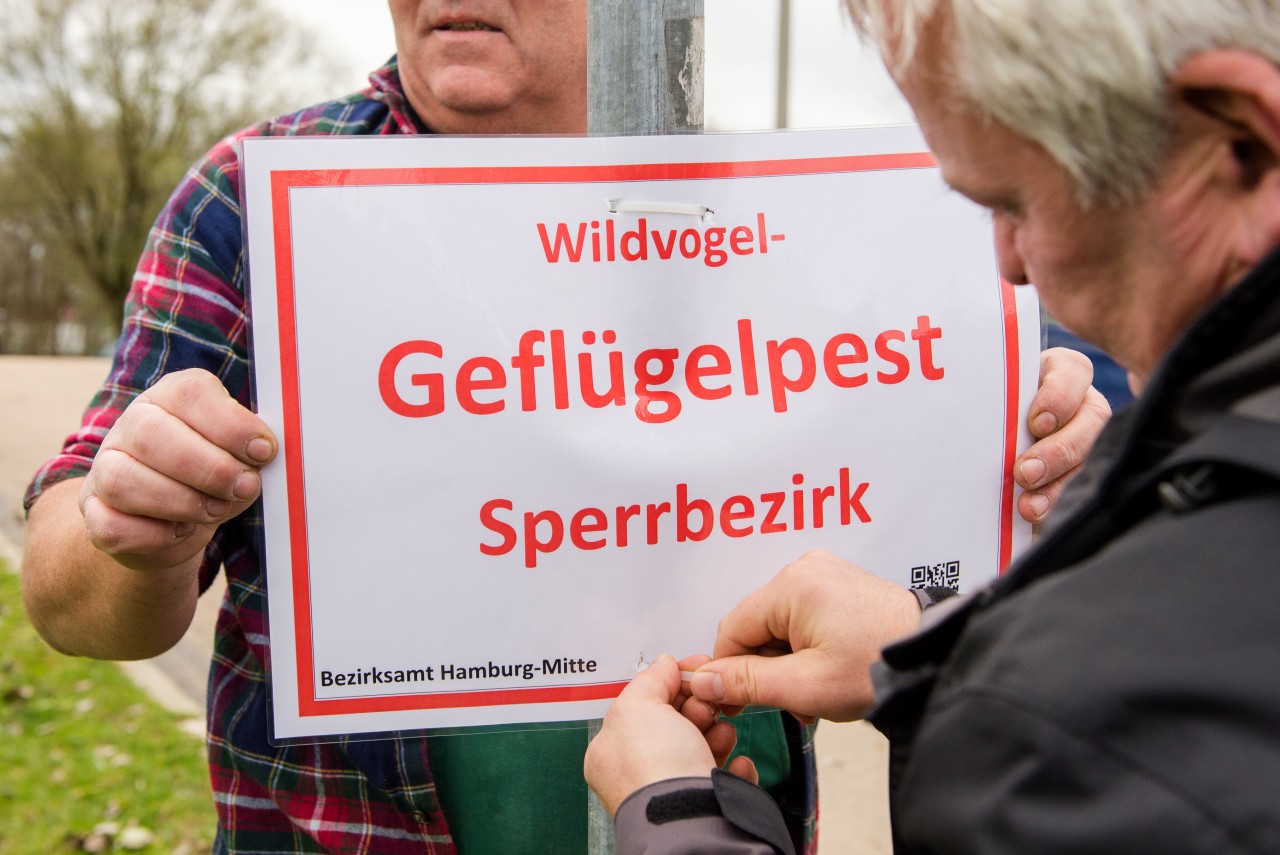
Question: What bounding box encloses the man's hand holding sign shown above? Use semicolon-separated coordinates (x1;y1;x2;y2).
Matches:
23;370;278;661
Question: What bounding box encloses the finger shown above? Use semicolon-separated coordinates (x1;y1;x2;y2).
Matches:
80;492;213;570
88;447;252;525
1027;347;1095;438
676;653;713;684
691;650;860;727
624;653;681;706
674;653;713;701
696;655;793;716
677;695;722;735
711;575;794;661
704;720;738;768
105;395;265;506
711;550;850;662
1016;466;1073;525
725;755;758;786
138;369;276;467
1015;385;1109;492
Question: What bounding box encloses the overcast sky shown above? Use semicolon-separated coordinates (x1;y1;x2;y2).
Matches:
270;0;914;131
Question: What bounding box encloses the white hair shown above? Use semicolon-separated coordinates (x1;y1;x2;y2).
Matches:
842;0;1280;205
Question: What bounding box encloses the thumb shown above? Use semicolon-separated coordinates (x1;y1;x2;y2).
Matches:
691;653;808;713
629;653;681;704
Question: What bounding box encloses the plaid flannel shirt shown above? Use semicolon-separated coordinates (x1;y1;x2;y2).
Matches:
26;59;817;855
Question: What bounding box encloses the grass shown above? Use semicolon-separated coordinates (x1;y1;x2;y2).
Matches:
0;558;215;854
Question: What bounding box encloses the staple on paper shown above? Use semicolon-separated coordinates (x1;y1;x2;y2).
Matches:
606;198;716;221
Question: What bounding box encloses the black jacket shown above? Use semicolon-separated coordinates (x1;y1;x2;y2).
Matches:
870;250;1280;854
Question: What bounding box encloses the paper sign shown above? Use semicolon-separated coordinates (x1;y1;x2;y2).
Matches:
242;127;1039;739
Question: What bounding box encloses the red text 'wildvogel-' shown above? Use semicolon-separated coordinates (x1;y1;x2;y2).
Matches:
537;212;783;268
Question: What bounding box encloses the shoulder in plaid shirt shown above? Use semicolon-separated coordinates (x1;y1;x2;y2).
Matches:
25;59;816;855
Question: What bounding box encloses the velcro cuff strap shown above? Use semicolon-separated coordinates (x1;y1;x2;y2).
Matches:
644;786;721;825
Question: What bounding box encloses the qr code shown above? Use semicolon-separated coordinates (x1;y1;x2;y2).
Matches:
910;561;960;590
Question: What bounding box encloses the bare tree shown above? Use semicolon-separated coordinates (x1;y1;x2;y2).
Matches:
0;0;350;333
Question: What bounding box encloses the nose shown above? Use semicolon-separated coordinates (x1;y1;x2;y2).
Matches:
993;214;1030;286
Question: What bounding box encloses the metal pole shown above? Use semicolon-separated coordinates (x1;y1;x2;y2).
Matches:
585;2;705;851
585;718;614;854
776;0;791;128
588;0;705;135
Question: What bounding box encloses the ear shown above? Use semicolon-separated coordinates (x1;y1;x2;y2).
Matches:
1170;50;1280;261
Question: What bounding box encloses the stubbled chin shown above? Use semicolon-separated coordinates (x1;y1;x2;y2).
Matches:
405;66;525;131
429;67;518;108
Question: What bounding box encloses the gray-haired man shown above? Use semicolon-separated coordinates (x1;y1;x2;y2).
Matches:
587;2;1280;851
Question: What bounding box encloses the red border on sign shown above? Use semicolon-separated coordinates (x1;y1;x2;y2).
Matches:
268;150;1020;718
997;277;1021;572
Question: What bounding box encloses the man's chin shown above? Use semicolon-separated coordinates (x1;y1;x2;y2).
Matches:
404;65;514;117
410;71;523;131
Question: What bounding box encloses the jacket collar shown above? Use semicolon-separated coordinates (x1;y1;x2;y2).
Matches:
367;56;429;135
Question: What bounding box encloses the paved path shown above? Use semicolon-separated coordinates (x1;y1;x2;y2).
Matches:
0;355;215;719
0;355;891;853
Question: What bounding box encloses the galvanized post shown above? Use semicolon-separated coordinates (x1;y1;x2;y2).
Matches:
585;2;705;851
587;0;705;135
776;0;791;128
586;717;614;854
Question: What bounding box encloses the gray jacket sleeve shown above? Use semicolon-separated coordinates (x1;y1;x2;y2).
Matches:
614;769;796;855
